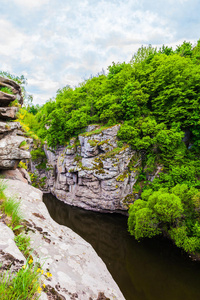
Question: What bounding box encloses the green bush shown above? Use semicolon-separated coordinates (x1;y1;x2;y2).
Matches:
128;184;200;254
30;148;46;161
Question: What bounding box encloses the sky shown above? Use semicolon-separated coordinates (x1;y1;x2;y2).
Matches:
0;0;200;105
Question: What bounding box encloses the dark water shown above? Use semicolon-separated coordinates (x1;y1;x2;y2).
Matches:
43;194;200;300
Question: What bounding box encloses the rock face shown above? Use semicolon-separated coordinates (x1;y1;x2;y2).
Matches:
0;107;19;120
3;179;125;300
0;77;30;170
0;76;23;105
31;125;142;212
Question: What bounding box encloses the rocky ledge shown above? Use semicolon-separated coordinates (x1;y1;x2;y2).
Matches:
0;77;30;169
2;179;125;300
0;76;23;105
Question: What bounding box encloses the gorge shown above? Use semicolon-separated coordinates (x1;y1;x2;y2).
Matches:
1;41;200;300
0;76;124;300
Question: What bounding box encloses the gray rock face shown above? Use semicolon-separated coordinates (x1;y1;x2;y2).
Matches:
32;125;141;212
3;179;125;300
0;107;19;119
0;91;17;106
0;77;30;170
0;222;25;262
0;121;21;133
0;129;31;169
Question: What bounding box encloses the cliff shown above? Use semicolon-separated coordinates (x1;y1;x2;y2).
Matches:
0;76;30;171
30;125;147;213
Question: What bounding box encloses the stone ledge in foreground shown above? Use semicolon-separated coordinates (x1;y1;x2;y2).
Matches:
3;179;125;300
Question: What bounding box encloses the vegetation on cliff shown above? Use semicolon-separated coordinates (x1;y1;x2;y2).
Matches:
15;40;200;255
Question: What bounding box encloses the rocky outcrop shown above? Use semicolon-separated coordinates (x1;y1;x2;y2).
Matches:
0;77;30;170
31;125;142;212
2;179;125;300
0;168;31;184
0;76;23;105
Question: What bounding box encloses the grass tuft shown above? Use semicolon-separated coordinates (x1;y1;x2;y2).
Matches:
0;260;41;300
0;86;13;94
0;180;7;200
1;196;22;226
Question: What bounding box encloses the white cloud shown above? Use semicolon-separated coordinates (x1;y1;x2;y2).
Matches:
28;78;59;91
13;0;50;9
0;19;26;56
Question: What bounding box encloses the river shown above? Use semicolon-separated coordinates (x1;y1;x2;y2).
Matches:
43;193;200;300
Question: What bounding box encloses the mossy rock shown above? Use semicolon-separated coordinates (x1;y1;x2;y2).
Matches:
88;139;99;147
116;171;129;182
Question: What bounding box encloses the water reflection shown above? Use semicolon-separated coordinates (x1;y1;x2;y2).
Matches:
43;194;200;300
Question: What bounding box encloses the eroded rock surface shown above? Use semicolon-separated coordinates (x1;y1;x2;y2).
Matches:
0;222;25;263
0;107;19;119
0;168;31;184
31;125;141;212
3;179;125;300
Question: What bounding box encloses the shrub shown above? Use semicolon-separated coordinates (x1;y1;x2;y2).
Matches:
18;161;27;170
128;184;200;254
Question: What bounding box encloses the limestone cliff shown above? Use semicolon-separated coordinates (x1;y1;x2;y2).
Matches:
31;125;143;212
0;76;30;170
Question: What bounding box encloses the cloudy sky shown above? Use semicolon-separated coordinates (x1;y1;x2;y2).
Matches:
0;0;199;105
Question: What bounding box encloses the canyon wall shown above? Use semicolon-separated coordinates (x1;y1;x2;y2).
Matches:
31;124;145;212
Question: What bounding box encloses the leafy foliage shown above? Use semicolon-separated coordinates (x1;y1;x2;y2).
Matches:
128;184;200;253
